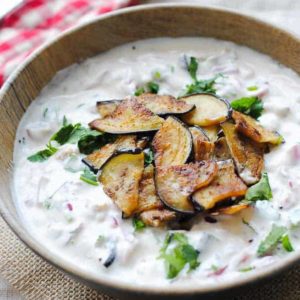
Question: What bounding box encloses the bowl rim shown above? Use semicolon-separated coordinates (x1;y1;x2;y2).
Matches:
0;3;300;296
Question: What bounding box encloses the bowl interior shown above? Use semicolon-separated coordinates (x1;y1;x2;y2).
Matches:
0;4;300;298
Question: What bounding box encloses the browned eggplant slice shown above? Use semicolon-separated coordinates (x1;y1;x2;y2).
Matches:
135;93;195;116
140;209;177;227
217;203;250;215
99;152;144;217
221;121;265;185
214;137;231;161
90;99;164;134
96;100;120;118
232;111;283;145
202;125;220;142
180;93;231;126
190;126;215;161
152;116;193;167
136;164;163;214
155;161;218;214
192;160;247;211
82;135;137;172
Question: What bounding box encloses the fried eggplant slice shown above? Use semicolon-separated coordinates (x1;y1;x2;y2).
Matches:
202;125;220;142
214;137;231;161
136;164;163;214
221;122;265;185
180;93;231;126
90;99;164;134
190;126;215;161
192;160;247;211
96;100;120;118
99;152;144;216
82;135;137;172
135;93;195;116
217;203;250;215
232;111;283;145
155;161;218;214
152;116;193;167
140;209;177;227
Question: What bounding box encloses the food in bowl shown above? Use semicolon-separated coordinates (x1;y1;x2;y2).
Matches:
13;37;300;286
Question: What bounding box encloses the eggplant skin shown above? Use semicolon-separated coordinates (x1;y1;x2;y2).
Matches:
82;135;138;173
90;99;164;134
139;209;177;227
134;93;195;116
232;111;283;145
180;93;232;126
152;116;193;167
96;100;121;118
221;121;265;185
99;152;144;217
192;160;248;211
136;164;163;214
155;161;218;214
190;126;215;161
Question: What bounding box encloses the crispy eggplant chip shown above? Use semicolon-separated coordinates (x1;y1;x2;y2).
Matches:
214;137;231;161
155;161;218;214
96;100;120;118
232;111;283;145
192;160;247;211
217;203;250;215
221;122;265;185
190;126;215;161
99;152;144;217
82;135;138;172
135;93;195;116
136;164;163;213
140;209;177;227
152;116;193;167
181;93;231;126
90;99;164;134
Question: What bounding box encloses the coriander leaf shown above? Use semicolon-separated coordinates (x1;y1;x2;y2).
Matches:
245;172;273;201
281;234;294;252
257;224;287;256
160;232;200;279
50;123;81;145
68;127;98;144
132;218;146;232
63;115;68;126
242;218;257;233
239;266;255;272
247;86;258;91
135;87;145;96
230;97;263;119
154;71;161;80
144;148;154;166
43;108;48;118
27;144;57;162
183;77;217;97
80;168;99;186
147;81;159;94
186;56;198;81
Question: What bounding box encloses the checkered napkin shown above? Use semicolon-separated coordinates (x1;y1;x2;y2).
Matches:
0;0;138;87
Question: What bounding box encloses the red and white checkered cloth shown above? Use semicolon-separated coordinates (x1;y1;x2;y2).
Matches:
0;0;139;87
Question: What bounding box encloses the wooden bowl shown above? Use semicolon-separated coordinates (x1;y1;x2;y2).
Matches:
0;4;299;300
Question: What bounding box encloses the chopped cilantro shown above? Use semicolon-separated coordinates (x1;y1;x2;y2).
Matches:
147;81;159;94
154;71;161;80
43;108;48;118
27;143;58;162
257;224;287;256
186;56;198;81
247;86;258;91
80;168;99;186
245;173;273;201
144;148;154;166
159;233;200;279
230;96;263;119
50;123;81;145
132;218;146;232
281;234;294;252
134;87;145;96
62;115;68;126
242;218;257;233
239;266;255;272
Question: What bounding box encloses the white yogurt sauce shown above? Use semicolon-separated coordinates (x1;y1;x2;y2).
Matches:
13;37;300;287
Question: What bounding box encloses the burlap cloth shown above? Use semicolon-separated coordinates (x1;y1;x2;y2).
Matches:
1;214;300;299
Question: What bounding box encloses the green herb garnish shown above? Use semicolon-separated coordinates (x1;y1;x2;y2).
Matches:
230;96;263;119
80;168;99;186
239;266;255;272
133;218;146;232
245;172;272;202
147;81;159;94
187;56;198;81
242;218;257;233
43;108;48;118
144;148;154;166
247;86;258;91
159;233;200;279
257;224;287;256
281;234;294;252
134;87;146;96
27;143;58;162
